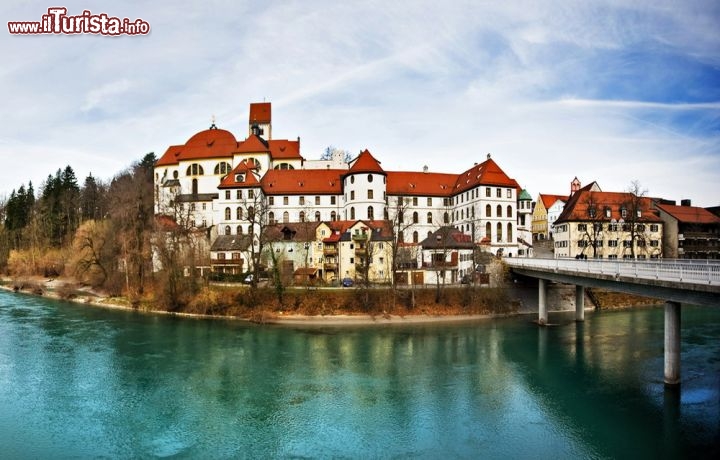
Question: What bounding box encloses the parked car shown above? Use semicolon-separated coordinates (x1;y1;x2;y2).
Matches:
342;277;354;287
242;274;254;284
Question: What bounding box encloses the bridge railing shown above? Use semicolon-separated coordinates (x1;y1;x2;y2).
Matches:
505;257;720;286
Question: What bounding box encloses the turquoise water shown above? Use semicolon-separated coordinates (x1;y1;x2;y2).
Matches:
0;290;718;458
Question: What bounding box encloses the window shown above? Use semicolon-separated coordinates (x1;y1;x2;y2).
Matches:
190;203;196;211
605;207;611;218
225;207;231;220
283;211;289;223
496;222;503;242
623;240;632;247
412;197;418;206
186;163;204;176
413;212;419;223
650;240;659;247
237;190;242;200
486;222;491;240
486;205;491;217
398;231;404;243
218;252;226;260
413;231;418;243
486;187;491;197
367;174;373;183
637;224;646;232
192;179;198;195
236;207;243;220
224;226;231;236
578;240;587;247
214;162;231;175
173;170;178;179
444;212;449;224
350;207;355;220
427;212;433;224
577;224;587;231
236;226;242;235
315;196;321;205
650;224;659;232
368;190;374;199
507;223;513;242
268;212;275;224
351;191;355;200
225;190;231;199
443;198;450;207
496;188;501;198
331;196;336;205
427;197;432;206
350;257;354;264
608;240;618;247
350;176;355;184
202;203;206;210
496;205;502;217
507;189;512;198
315;211;321;222
248;207;255;220
507;205;512;218
283;196;289;206
367;206;374;220
299;211;305;222
268;196;274;205
621;207;627;218
609;224;619;232
299;196;305;205
331;211;336;221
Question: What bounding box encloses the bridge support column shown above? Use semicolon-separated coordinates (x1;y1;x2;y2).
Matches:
575;285;585;322
538;279;547;325
664;301;681;386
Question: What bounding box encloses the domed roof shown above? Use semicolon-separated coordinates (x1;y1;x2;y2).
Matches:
185;127;238;150
157;127;239;166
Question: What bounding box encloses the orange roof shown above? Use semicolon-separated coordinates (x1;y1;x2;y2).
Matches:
268;139;302;160
261;169;344;195
249;102;271;124
453;158;521;194
656;204;720;225
556;186;662;223
218;160;261;189
348;149;384;174
156;128;238;166
235;134;270;154
539;194;568;209
386;171;458;197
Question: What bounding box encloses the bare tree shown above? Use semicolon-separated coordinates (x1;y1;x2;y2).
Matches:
387;196;416;289
622;180;651;259
320;146;352;163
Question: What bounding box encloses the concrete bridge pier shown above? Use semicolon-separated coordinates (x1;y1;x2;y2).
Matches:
538;279;547;325
575;285;585;322
664;301;681;386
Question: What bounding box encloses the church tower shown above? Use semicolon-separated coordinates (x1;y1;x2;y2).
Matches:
248;102;271;140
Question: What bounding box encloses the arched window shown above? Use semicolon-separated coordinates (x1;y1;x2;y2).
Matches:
350;207;355;220
224;225;231;235
497;205;502;217
444;212;449;224
413;212;419;224
268;212;275;224
192;179;198;195
299;211;305;222
315;211;321;222
237;225;243;235
427;231;432;238
413;231;419;243
186;163;204;176
507;223;513;242
507;205;512;218
367;174;373;183
331;211;336;221
248;206;255;220
214;162;231;175
486;222;491;240
283;211;289;223
236;207;243;220
497;222;503;242
427;212;433;224
367;206;374;220
486;205;491;217
224;207;231;220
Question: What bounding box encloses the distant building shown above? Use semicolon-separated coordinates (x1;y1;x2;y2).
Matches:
655;201;720;259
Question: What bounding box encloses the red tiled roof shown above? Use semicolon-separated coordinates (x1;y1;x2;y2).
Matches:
235;134;270;154
539;194;568;209
261;169;344;195
556;187;662;223
656;204;720;225
386;171;458;197
156;128;238;166
218;160;261;189
268;139;302;160
453;158;521;194
249;102;271;124
348;149;384;174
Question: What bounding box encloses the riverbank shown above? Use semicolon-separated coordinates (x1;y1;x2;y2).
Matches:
0;276;504;326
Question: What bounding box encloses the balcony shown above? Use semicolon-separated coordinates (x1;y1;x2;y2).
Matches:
323;247;338;256
422;261;457;269
352;232;368;241
323;262;338;271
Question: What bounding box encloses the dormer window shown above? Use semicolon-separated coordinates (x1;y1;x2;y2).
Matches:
588;207;596;218
235;174;245;182
605;207;611;218
621;207;627;218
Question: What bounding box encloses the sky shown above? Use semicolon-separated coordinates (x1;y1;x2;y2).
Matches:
1;0;719;206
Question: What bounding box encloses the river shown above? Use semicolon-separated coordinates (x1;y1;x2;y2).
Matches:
0;290;718;458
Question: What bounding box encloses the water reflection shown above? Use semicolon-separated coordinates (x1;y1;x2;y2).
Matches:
0;291;718;458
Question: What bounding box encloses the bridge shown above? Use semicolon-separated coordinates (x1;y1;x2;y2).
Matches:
505;257;720;386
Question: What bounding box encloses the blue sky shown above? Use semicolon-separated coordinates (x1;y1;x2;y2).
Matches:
2;0;719;206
